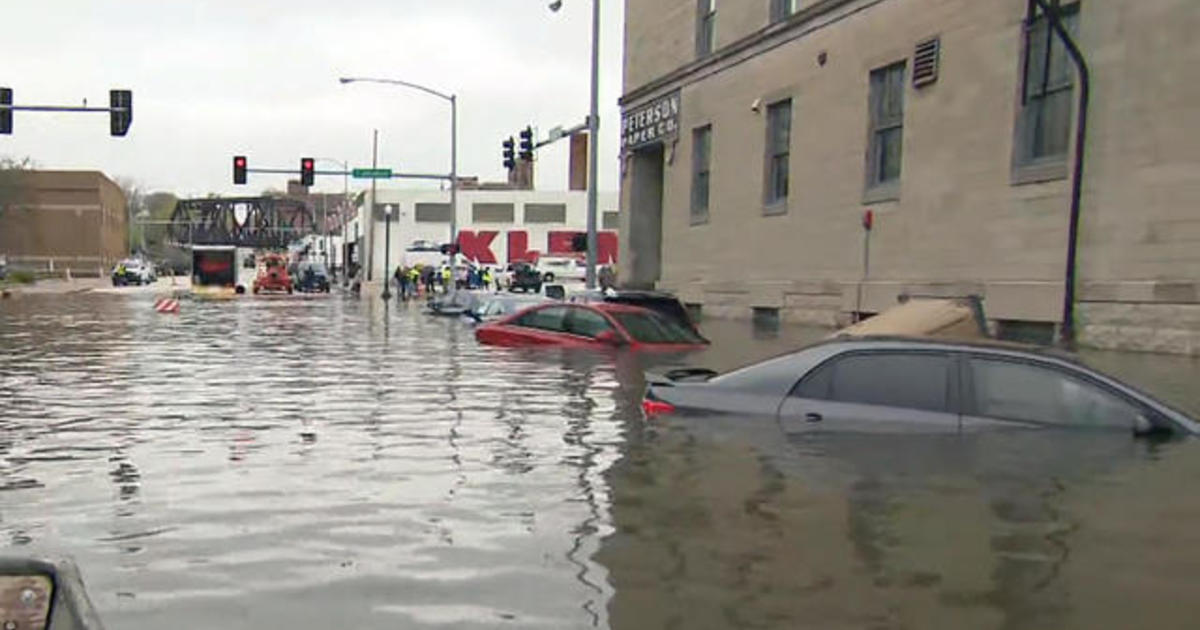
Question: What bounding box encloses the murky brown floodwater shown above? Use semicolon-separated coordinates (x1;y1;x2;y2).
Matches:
2;291;1200;629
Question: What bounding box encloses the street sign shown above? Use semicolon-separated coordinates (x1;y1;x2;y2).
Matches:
352;168;393;179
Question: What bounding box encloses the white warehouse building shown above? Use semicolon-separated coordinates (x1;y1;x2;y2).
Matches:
343;189;620;282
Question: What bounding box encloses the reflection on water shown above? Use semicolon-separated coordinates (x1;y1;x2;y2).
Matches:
2;295;1200;629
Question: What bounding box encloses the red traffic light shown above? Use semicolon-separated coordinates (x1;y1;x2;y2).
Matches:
300;157;315;186
233;155;248;185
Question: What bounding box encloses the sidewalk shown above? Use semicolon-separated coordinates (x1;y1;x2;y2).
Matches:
2;276;189;296
2;277;106;295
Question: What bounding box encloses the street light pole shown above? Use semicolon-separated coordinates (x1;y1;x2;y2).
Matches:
586;0;601;290
370;129;379;290
450;94;458;297
550;0;601;289
339;76;459;296
382;204;393;301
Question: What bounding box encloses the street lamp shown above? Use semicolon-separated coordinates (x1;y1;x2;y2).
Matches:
381;204;394;300
339;76;459;295
549;0;601;289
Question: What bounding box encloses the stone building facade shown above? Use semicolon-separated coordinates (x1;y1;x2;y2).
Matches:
0;170;127;274
617;0;1200;354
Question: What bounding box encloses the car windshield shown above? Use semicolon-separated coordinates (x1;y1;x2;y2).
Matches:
612;310;707;345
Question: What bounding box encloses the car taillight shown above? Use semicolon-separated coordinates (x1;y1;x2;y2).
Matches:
641;398;676;418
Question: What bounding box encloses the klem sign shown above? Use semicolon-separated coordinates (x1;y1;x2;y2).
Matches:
455;230;619;266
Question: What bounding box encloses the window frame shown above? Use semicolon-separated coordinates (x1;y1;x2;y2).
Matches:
690;124;712;225
791;350;959;415
963;353;1154;430
563;306;617;340
512;305;571;333
696;0;717;58
864;61;907;203
770;0;797;23
1011;2;1079;184
763;98;792;213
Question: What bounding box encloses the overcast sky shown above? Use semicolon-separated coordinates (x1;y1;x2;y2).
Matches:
1;0;626;198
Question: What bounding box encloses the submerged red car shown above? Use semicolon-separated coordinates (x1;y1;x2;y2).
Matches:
475;302;709;351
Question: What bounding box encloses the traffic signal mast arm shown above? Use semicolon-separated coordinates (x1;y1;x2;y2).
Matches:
230;156;449;184
0;88;132;136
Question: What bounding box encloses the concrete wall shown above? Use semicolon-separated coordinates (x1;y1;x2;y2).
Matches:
619;0;1200;354
0;171;127;270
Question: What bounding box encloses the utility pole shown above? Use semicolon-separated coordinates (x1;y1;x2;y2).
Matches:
449;95;459;298
368;129;378;284
585;0;601;289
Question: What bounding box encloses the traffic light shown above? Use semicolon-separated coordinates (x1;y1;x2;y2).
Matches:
0;88;11;135
233;156;248;185
110;89;132;137
300;157;315;186
502;137;515;170
519;126;534;161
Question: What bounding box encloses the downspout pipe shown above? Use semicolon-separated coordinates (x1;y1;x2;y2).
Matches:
1030;0;1091;349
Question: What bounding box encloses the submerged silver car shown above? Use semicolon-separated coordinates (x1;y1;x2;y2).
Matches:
643;337;1199;437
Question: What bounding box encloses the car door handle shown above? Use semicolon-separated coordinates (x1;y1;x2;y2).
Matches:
805;412;823;423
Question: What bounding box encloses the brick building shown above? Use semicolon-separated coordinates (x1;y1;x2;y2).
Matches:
0;170;127;273
618;0;1200;354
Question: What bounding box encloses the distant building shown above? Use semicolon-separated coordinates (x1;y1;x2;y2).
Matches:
619;0;1200;353
345;189;619;281
0;170;127;274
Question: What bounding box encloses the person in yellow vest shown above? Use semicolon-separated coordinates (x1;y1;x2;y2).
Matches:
409;266;421;297
441;266;452;293
482;267;493;292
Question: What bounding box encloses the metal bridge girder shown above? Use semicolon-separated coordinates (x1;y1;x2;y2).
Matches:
167;197;317;249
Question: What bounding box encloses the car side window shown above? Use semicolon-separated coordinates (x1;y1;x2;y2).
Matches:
969;358;1143;430
564;307;614;339
513;307;569;333
813;352;952;413
793;360;834;399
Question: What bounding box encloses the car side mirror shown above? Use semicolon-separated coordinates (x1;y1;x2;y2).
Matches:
595;330;626;347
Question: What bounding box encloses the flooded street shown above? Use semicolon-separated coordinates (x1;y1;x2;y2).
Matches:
3;292;1200;629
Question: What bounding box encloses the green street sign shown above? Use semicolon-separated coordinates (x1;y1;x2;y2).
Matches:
352;168;393;179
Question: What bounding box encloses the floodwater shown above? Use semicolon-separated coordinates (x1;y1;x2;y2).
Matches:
2;291;1200;629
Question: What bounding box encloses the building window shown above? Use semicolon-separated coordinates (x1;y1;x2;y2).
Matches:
763;99;791;210
602;211;620;230
524;203;567;224
865;62;906;199
690;125;712;224
472;203;515;223
696;0;716;57
770;0;797;22
414;203;451;223
1014;3;1079;178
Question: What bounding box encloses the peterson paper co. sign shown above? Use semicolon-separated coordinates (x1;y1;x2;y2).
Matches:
621;91;680;152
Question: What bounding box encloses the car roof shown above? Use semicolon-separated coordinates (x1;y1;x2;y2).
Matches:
817;335;1081;363
510;301;652;316
588;302;657;315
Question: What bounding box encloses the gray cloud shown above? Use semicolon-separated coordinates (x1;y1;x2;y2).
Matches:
1;0;625;197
